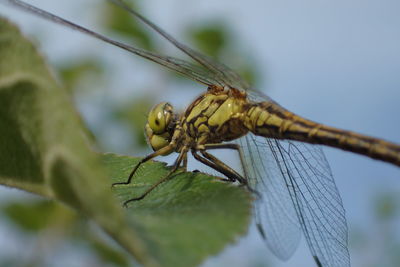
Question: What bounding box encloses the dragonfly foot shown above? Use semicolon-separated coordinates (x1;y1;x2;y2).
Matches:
111;181;130;188
217;177;236;183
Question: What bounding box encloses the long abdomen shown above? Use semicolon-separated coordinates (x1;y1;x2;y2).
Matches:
245;101;400;167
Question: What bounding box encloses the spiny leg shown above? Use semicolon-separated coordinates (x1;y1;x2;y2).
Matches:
200;144;259;196
203;143;241;150
203;143;250;181
200;150;248;185
123;146;189;207
192;145;252;185
112;143;175;187
191;150;237;182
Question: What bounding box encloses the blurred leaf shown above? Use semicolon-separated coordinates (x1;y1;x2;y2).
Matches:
105;153;252;267
111;95;153;148
57;59;103;145
2;199;130;267
91;238;130;267
187;22;258;87
0;18;253;267
102;0;154;50
375;193;397;221
58;58;104;93
0;17;157;267
2;201;63;232
188;23;228;58
237;63;258;87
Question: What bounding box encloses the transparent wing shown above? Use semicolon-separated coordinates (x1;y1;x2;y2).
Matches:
236;135;302;259
6;0;242;88
246;88;272;102
236;135;350;267
109;0;251;91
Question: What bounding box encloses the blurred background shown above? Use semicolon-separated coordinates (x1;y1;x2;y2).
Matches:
1;0;400;266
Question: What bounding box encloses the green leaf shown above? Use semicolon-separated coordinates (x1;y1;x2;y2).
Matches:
90;237;130;267
0;17;156;266
105;153;252;267
102;0;154;51
188;23;228;58
187;22;259;86
58;58;104;93
2;200;65;232
0;17;252;267
111;95;154;148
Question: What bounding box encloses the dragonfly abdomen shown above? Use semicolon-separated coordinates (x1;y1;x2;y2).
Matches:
245;101;315;140
246;101;400;166
308;125;400;167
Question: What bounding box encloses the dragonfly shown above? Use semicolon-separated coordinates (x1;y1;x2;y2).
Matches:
5;0;400;267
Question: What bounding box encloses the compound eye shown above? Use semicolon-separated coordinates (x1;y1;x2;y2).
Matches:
145;123;172;154
147;102;173;134
149;135;170;152
144;123;153;140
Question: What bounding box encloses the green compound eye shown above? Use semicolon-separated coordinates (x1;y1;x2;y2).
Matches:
147;102;173;134
149;134;170;152
145;123;173;154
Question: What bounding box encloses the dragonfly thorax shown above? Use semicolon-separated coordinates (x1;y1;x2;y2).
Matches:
181;89;250;144
145;102;177;155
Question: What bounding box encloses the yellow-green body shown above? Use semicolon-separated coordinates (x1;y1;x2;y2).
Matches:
182;87;249;145
146;85;400;166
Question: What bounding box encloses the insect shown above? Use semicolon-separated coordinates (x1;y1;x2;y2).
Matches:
5;0;400;267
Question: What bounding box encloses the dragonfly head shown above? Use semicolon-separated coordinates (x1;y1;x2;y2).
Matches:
145;102;176;154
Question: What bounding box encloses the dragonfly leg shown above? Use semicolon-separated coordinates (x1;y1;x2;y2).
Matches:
182;152;188;170
123;146;188;207
112;143;175;187
201;143;249;183
203;143;240;150
203;144;248;181
200;150;248;185
200;144;260;196
191;150;236;182
192;145;251;185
